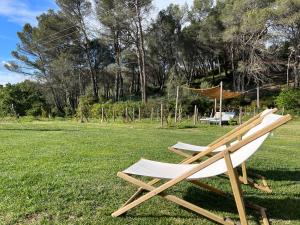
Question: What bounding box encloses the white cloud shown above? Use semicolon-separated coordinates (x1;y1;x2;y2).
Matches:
0;60;28;85
154;0;193;11
0;69;28;85
0;0;45;25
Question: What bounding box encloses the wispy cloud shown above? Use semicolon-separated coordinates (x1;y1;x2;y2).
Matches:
0;0;46;25
0;59;28;85
0;70;28;85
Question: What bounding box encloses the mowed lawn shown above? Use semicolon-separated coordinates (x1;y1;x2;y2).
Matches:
0;119;299;225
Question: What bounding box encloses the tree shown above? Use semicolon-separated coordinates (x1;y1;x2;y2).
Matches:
0;81;47;117
271;0;300;88
221;0;274;91
97;0;128;101
56;0;101;101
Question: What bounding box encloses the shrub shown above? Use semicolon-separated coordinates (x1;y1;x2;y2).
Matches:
275;89;300;110
77;96;91;122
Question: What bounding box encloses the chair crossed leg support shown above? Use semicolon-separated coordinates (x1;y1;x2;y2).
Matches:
112;151;250;225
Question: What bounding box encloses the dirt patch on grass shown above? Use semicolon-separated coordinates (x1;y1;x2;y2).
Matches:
22;213;42;224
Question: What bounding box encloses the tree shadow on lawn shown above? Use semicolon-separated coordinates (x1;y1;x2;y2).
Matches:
0;128;79;132
183;186;300;221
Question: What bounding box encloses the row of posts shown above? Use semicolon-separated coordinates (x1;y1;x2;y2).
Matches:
99;105;269;127
100;105;165;127
99;104;187;127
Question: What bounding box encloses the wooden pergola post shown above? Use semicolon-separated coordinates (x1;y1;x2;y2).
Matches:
219;81;223;126
214;98;217;115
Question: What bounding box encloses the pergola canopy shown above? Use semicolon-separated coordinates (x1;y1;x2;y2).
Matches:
187;86;242;100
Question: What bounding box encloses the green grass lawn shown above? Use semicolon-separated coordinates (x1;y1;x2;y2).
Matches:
0;119;299;225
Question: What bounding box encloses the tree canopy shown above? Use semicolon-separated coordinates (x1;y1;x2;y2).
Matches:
4;0;300;116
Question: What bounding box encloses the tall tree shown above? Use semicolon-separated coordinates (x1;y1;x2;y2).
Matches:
56;0;101;102
97;0;128;101
271;0;300;88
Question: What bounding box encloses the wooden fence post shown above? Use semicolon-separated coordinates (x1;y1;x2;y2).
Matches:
175;86;179;123
193;105;197;126
161;103;163;127
101;107;104;123
138;107;141;121
219;81;223;126
125;107;128;122
239;106;243;125
151;108;153;121
132;108;135;122
179;107;182;122
257;84;260;109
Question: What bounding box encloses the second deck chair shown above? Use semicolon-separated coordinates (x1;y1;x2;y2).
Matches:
169;108;277;192
112;113;291;225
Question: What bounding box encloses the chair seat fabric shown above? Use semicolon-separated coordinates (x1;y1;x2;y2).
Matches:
172;142;227;152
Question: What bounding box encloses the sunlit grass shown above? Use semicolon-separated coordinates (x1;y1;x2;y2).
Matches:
0;118;299;224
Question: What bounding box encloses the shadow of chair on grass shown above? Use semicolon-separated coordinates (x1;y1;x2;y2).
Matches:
245;168;300;181
183;186;300;222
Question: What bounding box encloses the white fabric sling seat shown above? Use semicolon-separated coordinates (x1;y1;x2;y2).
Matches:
171;108;275;154
123;113;280;180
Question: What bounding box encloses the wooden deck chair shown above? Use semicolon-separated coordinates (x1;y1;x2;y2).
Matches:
169;108;277;193
112;113;291;225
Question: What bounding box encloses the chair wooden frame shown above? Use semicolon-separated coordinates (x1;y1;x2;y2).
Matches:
112;114;291;225
169;108;278;193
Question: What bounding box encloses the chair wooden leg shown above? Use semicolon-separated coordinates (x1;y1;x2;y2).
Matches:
224;151;248;225
113;172;235;225
241;162;248;184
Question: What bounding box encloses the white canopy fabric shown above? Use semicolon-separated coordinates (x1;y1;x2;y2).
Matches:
123;113;282;180
171;108;275;153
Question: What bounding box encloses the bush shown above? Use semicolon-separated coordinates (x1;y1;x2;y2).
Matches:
77;96;91;122
275;89;300;110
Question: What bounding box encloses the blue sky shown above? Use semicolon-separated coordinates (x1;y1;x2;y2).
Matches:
0;0;193;85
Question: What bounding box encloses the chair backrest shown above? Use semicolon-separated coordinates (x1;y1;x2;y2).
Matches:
190;113;287;179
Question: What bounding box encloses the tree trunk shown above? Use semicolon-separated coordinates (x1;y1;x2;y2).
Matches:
294;53;300;88
135;0;147;103
114;34;122;101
